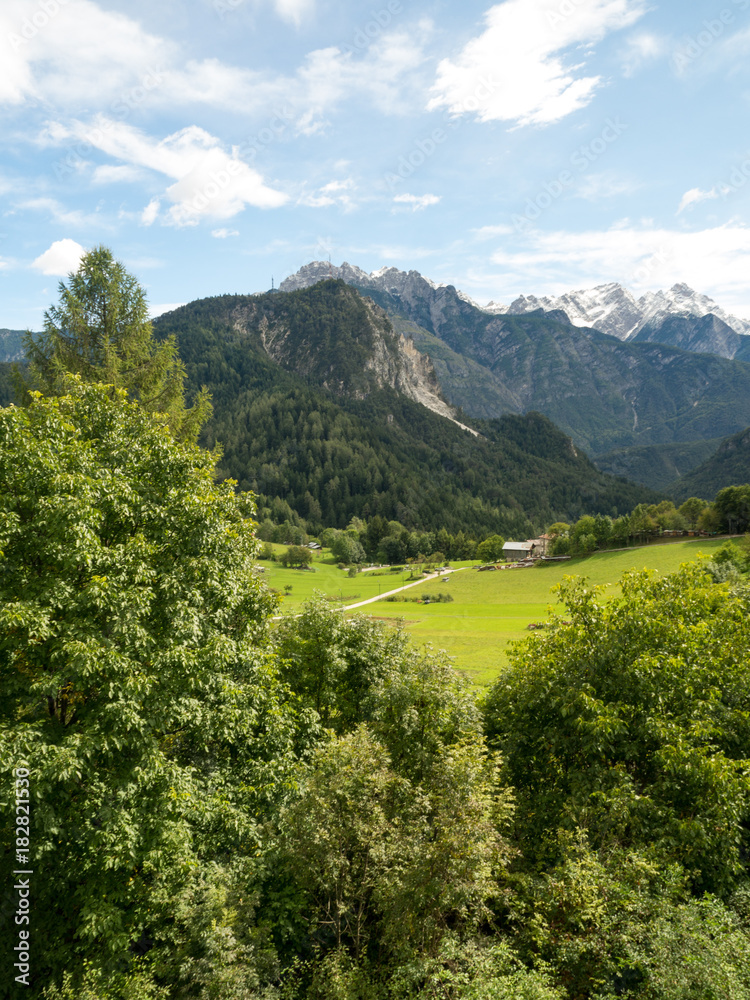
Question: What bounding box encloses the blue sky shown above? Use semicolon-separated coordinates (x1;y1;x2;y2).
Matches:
3;0;750;327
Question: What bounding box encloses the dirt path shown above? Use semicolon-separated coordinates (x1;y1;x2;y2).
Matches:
342;566;468;611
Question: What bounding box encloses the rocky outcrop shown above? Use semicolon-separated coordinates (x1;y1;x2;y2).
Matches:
230;284;477;434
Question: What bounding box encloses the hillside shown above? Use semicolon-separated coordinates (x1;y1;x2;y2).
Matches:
591;437;723;491
668;426;750;501
0;328;26;363
281;263;750;457
154;281;656;534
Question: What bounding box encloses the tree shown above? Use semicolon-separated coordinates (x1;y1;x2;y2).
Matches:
484;564;750;896
679;496;708;530
22;246;210;442
279;727;512;964
0;382;294;989
279;544;313;568
330;531;366;565
476;534;506;563
714;484;750;533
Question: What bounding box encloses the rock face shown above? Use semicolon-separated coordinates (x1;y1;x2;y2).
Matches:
632;312;747;359
233;282;476;433
278;261;375;293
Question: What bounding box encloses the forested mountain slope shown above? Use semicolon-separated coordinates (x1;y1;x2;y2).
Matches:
155;282;656;534
668;425;750;501
354;283;750;456
279;264;750;459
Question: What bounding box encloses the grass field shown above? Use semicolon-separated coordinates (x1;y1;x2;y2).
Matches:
258;550;432;611
260;538;729;686
365;538;729;685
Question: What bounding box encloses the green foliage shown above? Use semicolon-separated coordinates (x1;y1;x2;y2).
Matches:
714;483;750;533
508;834;750;1000
678;496;707;529
331;531;367;565
23;246;210;442
41;964;169;1000
280;545;314;568
279;726;512;963
484;563;750;895
275;598;406;733
0;382;294;988
476;534;506;563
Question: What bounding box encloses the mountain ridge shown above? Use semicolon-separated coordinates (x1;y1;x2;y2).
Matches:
153;281;657;534
277;262;750;458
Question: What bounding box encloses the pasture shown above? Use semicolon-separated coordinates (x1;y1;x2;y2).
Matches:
260;538;729;685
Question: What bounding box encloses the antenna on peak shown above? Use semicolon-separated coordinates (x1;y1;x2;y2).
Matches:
328;254;332;278
271;275;274;290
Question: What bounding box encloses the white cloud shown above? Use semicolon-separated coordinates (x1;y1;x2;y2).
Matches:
45;119;288;225
0;0;170;108
212;228;240;238
620;31;667;76
393;193;441;211
428;0;647;127
274;0;314;26
298;178;357;210
1;0;422;131
676;186;722;214
473;224;516;238
140;198;161;226
484;221;750;315
19;196;103;228
31;238;85;276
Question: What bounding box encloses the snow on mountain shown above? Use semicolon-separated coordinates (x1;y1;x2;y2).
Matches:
491;281;750;348
277;263;750;361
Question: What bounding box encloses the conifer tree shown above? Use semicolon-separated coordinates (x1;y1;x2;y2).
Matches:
22;245;210;442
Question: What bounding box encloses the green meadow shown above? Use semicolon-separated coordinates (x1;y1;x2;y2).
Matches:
258;547;424;611
261;538;729;685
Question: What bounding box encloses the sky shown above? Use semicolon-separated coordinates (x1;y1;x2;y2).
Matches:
2;0;750;328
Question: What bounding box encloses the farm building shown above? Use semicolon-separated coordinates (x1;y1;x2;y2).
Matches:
502;541;535;561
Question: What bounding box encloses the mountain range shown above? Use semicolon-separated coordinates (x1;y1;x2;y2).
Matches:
278;263;750;480
281;263;750;359
152;281;655;535
4;262;750;507
490;281;750;358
